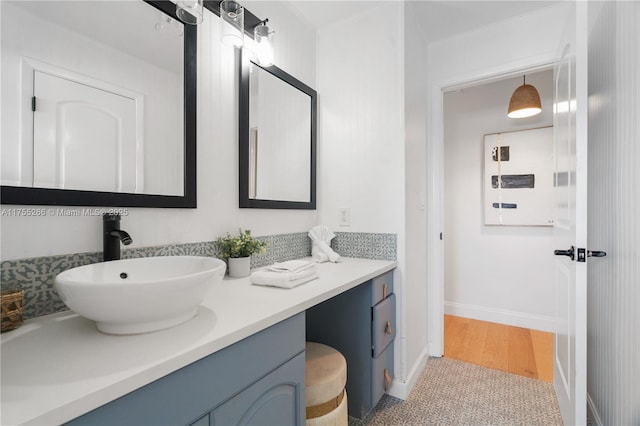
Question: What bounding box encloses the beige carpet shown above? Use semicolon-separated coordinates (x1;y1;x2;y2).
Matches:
349;357;563;425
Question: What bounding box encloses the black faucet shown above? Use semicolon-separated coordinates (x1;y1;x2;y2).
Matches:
103;214;133;261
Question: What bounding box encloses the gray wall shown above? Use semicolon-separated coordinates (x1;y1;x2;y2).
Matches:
587;1;640;424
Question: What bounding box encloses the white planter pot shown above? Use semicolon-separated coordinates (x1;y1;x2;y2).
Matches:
228;257;251;278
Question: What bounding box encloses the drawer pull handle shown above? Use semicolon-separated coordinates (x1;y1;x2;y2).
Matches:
385;321;392;335
383;283;388;299
384;368;392;391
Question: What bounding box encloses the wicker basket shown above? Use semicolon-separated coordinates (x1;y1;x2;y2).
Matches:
1;289;24;332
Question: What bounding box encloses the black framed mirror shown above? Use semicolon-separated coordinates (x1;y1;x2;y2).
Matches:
239;49;317;210
0;0;196;208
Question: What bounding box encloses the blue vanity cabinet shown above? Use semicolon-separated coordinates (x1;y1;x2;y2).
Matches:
66;313;305;426
209;352;305;425
305;270;396;419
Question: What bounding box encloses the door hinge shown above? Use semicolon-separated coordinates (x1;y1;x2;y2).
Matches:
440;232;443;241
577;247;586;262
31;96;36;112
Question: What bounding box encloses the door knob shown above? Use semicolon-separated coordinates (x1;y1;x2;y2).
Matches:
577;247;607;262
554;246;575;260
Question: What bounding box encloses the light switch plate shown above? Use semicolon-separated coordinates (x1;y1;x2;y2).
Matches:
338;207;350;226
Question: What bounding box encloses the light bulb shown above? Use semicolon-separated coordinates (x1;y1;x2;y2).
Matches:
254;22;274;66
507;107;542;118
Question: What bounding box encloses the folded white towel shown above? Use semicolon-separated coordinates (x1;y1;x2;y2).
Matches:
267;260;315;273
308;225;341;263
251;268;319;289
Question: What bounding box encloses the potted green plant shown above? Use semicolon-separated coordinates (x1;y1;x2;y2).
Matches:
215;229;267;278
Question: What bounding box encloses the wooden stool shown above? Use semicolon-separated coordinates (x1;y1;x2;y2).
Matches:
305;342;348;426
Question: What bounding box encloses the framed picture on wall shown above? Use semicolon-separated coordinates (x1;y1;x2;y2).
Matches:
483;126;554;226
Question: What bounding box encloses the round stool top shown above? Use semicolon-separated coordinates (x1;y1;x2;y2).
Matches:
305;342;347;406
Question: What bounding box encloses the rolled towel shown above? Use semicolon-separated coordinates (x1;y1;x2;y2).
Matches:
309;225;335;242
316;241;340;263
251;267;318;289
312;251;329;263
308;225;341;263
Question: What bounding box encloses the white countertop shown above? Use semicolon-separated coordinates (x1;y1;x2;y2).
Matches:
0;257;396;426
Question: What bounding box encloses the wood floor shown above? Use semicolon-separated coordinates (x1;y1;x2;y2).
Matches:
444;315;553;383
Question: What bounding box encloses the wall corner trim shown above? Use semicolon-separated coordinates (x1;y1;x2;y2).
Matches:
387;346;429;400
587;393;604;426
444;301;554;332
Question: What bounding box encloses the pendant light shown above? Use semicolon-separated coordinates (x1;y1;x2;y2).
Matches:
507;76;542;118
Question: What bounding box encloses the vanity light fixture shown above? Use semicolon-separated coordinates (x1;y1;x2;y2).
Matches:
221;0;245;47
176;0;203;25
507;75;542;118
254;19;274;66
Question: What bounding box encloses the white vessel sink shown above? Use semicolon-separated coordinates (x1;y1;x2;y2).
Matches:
54;256;226;335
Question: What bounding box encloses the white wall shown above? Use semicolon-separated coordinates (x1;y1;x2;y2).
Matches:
0;2;318;261
403;1;430;391
426;1;574;353
242;1;316;89
443;70;556;332
587;1;640;424
316;2;410;394
427;3;573;86
317;5;405;236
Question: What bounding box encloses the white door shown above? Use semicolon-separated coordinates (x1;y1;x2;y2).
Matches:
33;70;139;193
552;3;588;425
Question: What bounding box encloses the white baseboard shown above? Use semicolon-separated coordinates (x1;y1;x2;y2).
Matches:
387;347;429;400
587;393;603;426
444;301;554;332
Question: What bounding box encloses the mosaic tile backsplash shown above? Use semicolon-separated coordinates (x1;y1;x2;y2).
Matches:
1;232;396;321
333;232;397;261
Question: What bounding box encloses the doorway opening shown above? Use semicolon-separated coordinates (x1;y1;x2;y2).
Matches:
441;69;555;382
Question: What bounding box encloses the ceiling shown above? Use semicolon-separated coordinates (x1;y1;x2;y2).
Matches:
286;0;563;42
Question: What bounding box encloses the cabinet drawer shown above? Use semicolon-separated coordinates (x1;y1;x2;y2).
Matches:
371;271;393;306
372;293;396;357
371;343;394;406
